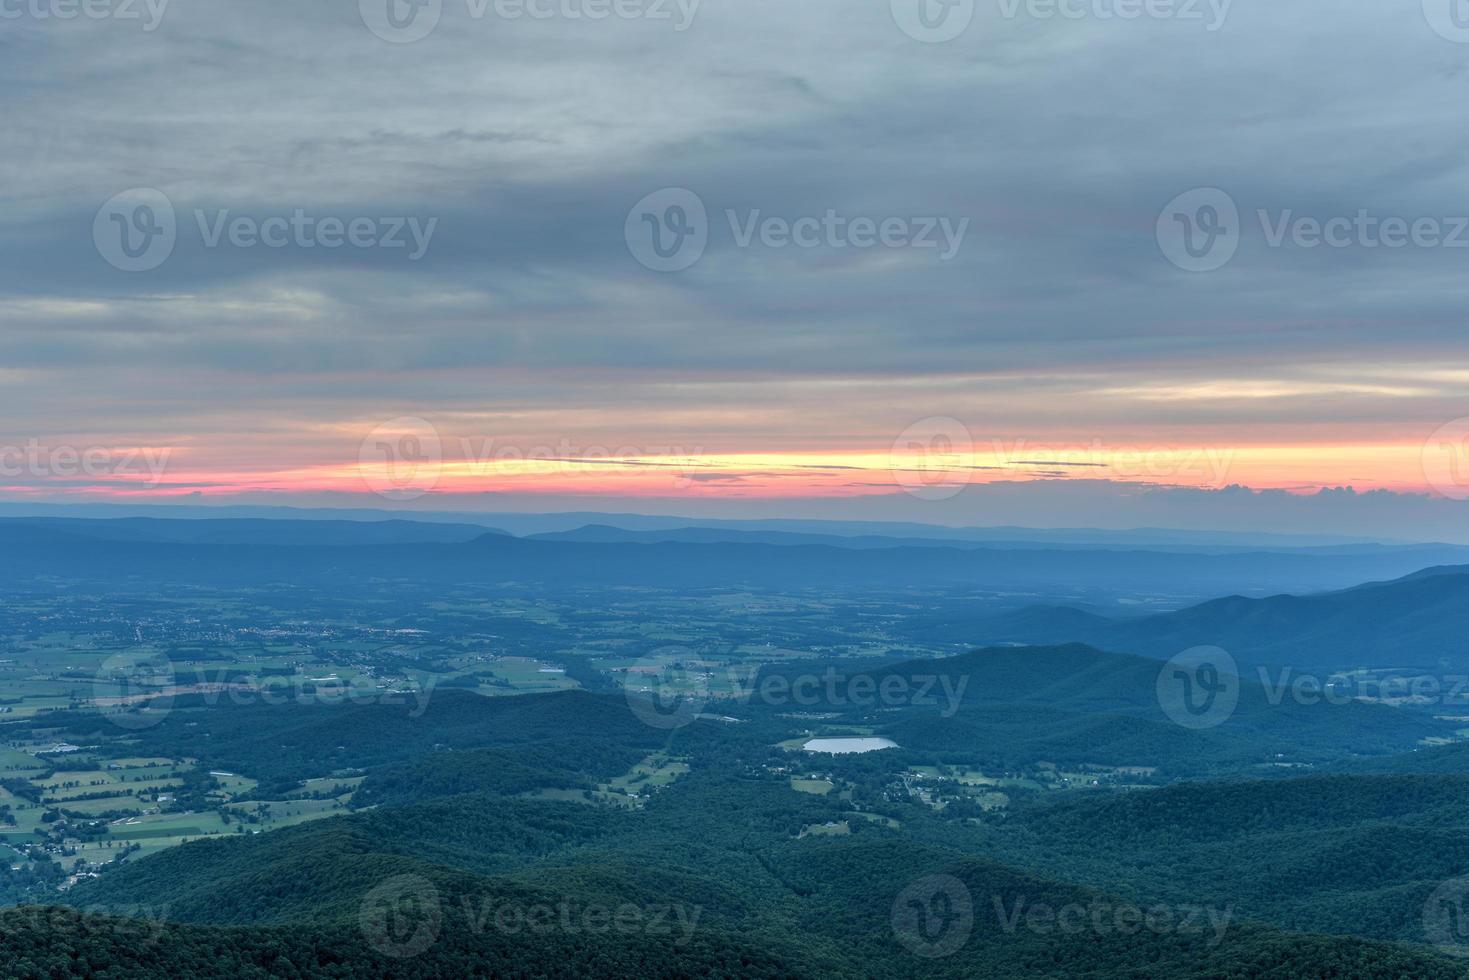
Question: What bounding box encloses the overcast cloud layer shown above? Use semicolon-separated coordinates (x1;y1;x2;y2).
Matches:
4;0;1469;533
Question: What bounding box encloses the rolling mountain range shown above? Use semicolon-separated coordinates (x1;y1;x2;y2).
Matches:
944;565;1469;670
21;679;1469;979
0;503;1419;548
749;643;1453;773
530;521;1469;557
0;516;1462;603
5;514;1469;976
0;516;500;546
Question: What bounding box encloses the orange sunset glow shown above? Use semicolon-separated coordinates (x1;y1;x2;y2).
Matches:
4;437;1461;502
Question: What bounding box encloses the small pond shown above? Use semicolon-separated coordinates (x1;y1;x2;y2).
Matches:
802;737;898;755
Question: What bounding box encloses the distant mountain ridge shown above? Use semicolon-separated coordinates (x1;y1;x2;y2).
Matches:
0;516;1461;604
530;523;1469;559
0;516;499;546
0;501;1430;547
948;565;1469;670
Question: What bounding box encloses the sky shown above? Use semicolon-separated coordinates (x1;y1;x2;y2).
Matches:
4;0;1469;537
